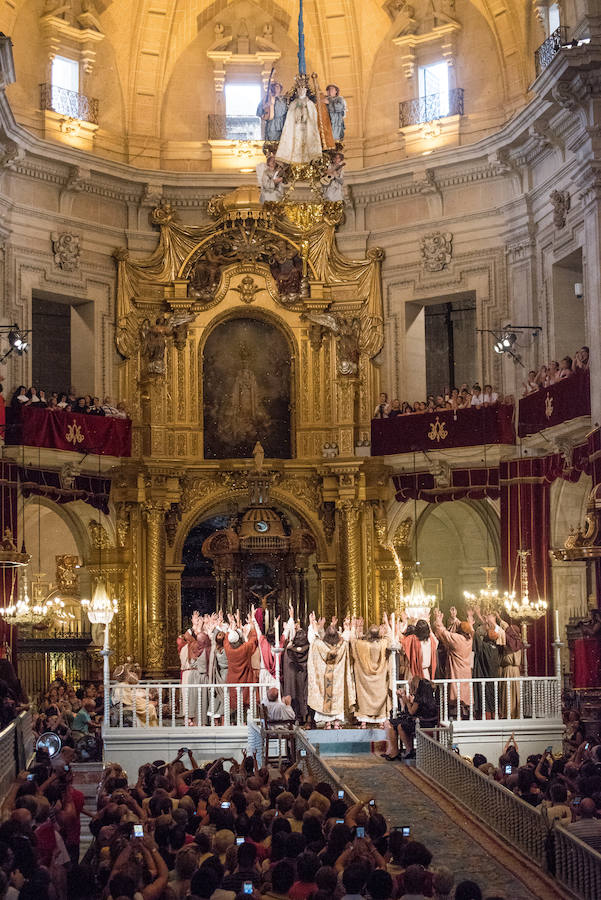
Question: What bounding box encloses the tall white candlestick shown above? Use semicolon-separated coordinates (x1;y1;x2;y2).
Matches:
275;618;280;645
554;609;560;644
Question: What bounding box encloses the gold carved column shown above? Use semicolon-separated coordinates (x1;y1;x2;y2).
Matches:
337;499;362;618
316;562;337;619
165;565;184;675
143;500;169;677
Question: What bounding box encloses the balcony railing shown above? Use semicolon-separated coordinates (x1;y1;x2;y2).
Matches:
40;83;99;125
534;25;569;76
518;369;590;437
208;114;262;141
399;87;464;128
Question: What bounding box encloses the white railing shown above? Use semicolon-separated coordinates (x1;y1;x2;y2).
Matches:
106;681;262;728
417;725;601;897
416;726;547;863
395;676;561;722
554;820;601;899
0;711;33;805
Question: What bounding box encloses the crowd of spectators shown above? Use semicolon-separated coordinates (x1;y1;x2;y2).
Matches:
468;721;601;866
33;673;103;762
9;386;128;419
3;744;515;900
373;384;506;419
521;345;589;396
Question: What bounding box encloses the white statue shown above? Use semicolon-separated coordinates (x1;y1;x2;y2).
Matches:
257;156;286;202
276;84;323;165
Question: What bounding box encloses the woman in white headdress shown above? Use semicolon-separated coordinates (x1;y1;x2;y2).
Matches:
276;85;323;165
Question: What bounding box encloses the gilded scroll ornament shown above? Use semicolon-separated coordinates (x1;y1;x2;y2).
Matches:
232;275;262;304
545;393;554;419
65;422;84;445
428;416;449;442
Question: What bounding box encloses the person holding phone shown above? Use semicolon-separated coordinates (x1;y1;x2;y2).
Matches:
382;676;437;761
108;833;168;900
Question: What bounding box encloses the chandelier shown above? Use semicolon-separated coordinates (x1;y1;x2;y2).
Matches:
402;566;436;621
0;571;69;626
503;549;548;621
81;581;118;650
463;566;500;615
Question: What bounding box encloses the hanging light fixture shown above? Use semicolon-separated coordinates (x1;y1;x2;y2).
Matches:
400;452;437;621
463;566;500;615
402;563;436;621
503;549;548;620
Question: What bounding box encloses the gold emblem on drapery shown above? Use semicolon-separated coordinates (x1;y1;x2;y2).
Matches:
428;417;448;442
65;422;84;445
545;393;553;419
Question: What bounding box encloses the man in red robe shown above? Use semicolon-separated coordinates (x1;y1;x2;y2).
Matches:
224;623;258;709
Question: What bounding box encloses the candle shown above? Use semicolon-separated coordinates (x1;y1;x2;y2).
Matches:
275;617;280;645
521;622;528;644
554;609;560;643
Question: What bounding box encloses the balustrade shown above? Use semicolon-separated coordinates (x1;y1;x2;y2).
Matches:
534;26;569;76
106;680;262;728
399;88;464;128
40;83;99;125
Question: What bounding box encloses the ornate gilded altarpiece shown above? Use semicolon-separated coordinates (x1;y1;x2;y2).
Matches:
110;188;393;675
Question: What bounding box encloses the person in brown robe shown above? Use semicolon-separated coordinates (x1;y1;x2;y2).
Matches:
224;627;258;709
350;624;392;726
500;624;523;718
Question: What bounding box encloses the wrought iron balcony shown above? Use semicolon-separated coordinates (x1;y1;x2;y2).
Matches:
534;25;569;76
40;83;99;125
399;88;464;128
208;114;262;141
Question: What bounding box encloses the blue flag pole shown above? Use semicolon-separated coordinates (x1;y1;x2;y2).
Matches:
298;0;306;75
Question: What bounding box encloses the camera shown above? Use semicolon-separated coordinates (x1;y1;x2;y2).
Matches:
356;826;365;838
133;824;144;839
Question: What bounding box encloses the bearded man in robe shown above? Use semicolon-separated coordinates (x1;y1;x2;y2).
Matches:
307;616;355;728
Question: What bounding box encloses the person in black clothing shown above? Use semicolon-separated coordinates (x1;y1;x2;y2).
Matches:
383;676;438;761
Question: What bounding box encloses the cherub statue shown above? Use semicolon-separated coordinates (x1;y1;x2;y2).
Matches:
140;312;195;376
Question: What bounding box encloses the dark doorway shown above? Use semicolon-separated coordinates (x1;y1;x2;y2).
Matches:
425;296;476;396
32;297;71;391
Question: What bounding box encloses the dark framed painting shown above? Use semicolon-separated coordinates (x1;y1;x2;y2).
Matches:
203;316;292;459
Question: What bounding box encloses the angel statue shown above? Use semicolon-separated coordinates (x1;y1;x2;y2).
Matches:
304;311;361;375
321;152;346;203
140;312;195;376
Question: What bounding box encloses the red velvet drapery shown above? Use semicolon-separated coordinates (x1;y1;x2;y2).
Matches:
500;457;553;676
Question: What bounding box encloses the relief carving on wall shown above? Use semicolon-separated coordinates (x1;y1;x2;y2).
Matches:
550;189;570;229
51;231;81;271
420;231;453;272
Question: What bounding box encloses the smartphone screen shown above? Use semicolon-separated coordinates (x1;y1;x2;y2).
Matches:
356;826;365;838
369;799;375;807
574;797;581;805
243;882;253;895
300;749;307;757
336;819;344;824
402;826;411;837
133;824;143;839
221;801;230;809
505;765;512;774
545;746;553;753
27;774;35;781
236;837;244;845
63;764;70;772
338;790;344;799
585;743;590;750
